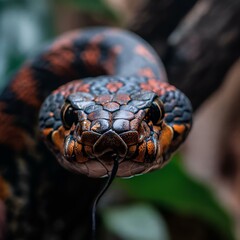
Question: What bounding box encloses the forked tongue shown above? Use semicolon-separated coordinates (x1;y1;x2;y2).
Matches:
91;156;119;240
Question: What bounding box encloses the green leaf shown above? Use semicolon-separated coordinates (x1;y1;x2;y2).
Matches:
0;1;52;91
102;204;170;240
117;156;235;240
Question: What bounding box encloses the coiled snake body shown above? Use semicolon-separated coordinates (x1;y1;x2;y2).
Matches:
0;27;192;238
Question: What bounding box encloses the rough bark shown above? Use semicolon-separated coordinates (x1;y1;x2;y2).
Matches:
130;0;198;56
130;0;240;111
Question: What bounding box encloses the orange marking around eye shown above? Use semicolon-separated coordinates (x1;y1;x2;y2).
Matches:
147;140;155;156
159;123;173;155
42;128;53;137
135;45;156;63
127;145;137;157
172;124;186;135
106;82;123;93
51;126;68;153
134;141;147;162
11;67;41;108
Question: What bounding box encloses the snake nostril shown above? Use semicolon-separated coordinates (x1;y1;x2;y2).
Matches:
93;130;127;158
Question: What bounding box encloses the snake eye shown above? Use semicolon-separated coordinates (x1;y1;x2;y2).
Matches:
61;103;77;129
150;98;164;125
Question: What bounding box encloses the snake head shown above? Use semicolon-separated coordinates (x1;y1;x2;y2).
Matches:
39;85;192;178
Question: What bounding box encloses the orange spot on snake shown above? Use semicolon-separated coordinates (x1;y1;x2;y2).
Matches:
106;82;123;92
95;95;112;104
159;123;173;155
103;102;120;112
49;112;54;117
81;44;104;74
76;83;90;93
113;94;130;105
11;67;41;108
53;81;90;96
138;68;156;78
135;45;156;63
140;82;153;91
149;79;162;89
172;124;186;135
44;48;76;77
141;80;176;96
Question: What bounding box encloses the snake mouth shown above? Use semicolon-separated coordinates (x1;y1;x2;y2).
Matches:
63;129;129;163
58;127;162;177
93;130;128;159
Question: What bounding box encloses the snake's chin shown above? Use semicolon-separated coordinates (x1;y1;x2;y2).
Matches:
56;151;164;178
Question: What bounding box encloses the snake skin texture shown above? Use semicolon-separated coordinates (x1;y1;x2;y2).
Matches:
0;27;192;239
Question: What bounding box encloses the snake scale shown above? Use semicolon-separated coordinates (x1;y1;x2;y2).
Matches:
0;27;192;239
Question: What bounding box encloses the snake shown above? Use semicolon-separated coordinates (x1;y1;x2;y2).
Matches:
0;27;192;238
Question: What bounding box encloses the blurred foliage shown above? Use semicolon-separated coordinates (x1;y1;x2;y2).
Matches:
0;0;52;91
117;155;235;240
103;204;170;240
0;1;236;240
0;0;117;91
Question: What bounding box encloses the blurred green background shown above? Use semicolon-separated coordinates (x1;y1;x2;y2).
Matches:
0;0;236;239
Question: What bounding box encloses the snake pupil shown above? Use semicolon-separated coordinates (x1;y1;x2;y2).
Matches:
150;99;164;125
62;104;77;129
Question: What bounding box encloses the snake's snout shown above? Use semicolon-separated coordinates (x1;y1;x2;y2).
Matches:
93;130;127;160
